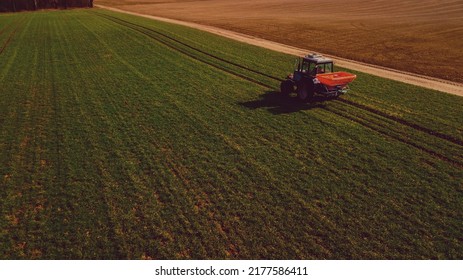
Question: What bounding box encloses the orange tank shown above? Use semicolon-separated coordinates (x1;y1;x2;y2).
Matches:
316;72;357;87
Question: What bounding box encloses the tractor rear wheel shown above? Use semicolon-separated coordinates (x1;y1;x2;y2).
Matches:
280;79;294;96
297;83;314;102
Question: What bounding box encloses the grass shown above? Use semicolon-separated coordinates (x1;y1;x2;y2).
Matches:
0;9;462;259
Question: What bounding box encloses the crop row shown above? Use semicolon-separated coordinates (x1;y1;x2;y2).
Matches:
0;10;462;259
92;11;463;168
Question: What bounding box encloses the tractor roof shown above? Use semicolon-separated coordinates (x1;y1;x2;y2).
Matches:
303;53;333;64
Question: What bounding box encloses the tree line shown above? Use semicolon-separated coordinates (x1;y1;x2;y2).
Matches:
0;0;93;12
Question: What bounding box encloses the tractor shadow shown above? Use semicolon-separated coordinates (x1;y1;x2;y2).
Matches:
239;91;332;115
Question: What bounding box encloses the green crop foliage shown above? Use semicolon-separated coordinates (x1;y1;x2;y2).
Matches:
0;9;462;259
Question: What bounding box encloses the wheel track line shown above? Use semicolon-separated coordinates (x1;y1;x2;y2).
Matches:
324;106;463;168
0;21;43;257
0;17;18;36
78;15;226;257
92;12;273;89
335;98;463;146
92;11;463;149
53;15;134;258
0;17;26;56
92;13;337;254
328;101;463;161
78;17;196;258
92;12;462;168
76;16;197;258
95;4;463;96
91;11;281;82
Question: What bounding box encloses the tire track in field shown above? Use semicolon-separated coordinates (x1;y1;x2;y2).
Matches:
53;15;173;258
0;17;26;56
322;105;463;168
91;12;274;88
89;12;462;258
335;98;463;146
0;17;17;36
95;4;463;96
76;15;224;258
86;14;340;257
91;12;463;168
93;12;461;171
91;11;281;82
91;11;463;148
83;26;292;258
53;20;105;258
323;106;463;168
1;16;53;258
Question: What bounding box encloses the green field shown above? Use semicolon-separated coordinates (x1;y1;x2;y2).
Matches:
0;9;462;259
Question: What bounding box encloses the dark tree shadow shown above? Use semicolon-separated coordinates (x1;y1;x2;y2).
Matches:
239;91;334;115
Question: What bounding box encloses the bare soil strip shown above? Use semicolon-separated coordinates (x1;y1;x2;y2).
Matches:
96;5;463;97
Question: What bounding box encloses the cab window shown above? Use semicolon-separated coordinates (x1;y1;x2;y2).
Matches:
301;61;310;73
309;63;317;74
324;63;333;73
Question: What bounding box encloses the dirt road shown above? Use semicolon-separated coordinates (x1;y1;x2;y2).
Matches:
96;5;463;97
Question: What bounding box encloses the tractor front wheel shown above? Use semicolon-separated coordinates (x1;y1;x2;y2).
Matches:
280;79;294;96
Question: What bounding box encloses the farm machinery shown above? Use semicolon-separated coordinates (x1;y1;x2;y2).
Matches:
280;54;357;101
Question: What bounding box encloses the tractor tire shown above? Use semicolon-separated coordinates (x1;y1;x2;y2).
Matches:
297;83;314;102
280;79;294;96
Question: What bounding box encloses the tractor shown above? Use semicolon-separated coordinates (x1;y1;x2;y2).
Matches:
280;54;357;101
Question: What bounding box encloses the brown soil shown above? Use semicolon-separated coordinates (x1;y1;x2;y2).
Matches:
97;0;463;84
96;4;463;96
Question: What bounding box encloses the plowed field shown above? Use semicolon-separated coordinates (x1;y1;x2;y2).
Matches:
0;9;462;259
98;0;463;83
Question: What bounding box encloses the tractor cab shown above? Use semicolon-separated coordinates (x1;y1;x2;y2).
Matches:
295;53;334;78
